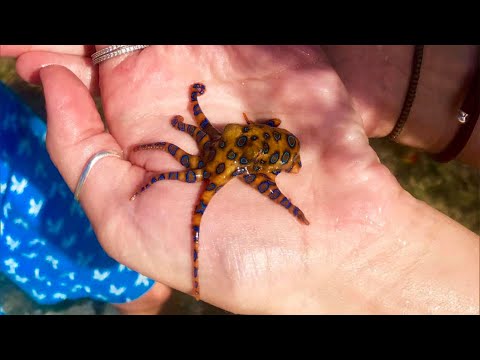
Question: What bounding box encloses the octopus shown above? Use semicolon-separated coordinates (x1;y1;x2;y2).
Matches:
130;83;309;301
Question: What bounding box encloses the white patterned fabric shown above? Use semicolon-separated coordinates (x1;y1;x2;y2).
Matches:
0;82;154;314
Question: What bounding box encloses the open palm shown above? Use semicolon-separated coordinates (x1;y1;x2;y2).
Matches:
5;46;406;314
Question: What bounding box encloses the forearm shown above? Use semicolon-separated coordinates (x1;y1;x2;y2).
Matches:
324;45;480;166
335;190;479;314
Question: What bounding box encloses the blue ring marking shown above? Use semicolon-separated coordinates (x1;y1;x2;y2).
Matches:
287;135;297;148
203;170;211;179
298;160;302;167
191;92;197;101
236;135;248;147
280;197;292;209
216;163;226;174
272;169;281;175
158;174;166;180
269;189;281;200
293;207;299;216
263;132;271;139
168;172;179;180
178;122;186;131
193;249;198;260
258;181;270;193
253;165;261;171
187;125;196;135
227;150;237;160
266;120;275;127
270;151;280;164
194;281;199;288
240;157;248;165
181;155;190;167
193;83;205;93
200;119;209;129
171;117;179;126
243;126;249;133
193;104;201;115
194;267;198;278
168;144;178;155
196;131;207;143
273;131;281;141
251;135;258;141
203;141;212;151
207;149;216;162
244;174;256;184
151;177;157;183
198;160;205;168
281;151;291;164
206;182;217;191
186;170;196;183
219;141;226;148
263;142;270;154
195;200;208;214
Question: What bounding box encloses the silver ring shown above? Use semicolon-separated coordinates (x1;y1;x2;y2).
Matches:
91;45;129;60
91;45;150;65
74;150;123;201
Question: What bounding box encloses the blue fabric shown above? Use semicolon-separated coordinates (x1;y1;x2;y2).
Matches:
0;82;154;311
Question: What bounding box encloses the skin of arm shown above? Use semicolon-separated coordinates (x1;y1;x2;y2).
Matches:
302;189;480;315
323;45;480;167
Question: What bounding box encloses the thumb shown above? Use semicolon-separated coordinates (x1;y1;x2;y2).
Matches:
39;65;136;226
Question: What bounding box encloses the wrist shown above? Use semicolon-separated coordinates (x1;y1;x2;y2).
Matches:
301;185;479;315
324;45;478;157
342;190;479;314
266;155;478;314
391;45;479;154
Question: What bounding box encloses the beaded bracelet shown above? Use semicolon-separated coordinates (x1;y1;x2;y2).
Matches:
387;45;424;141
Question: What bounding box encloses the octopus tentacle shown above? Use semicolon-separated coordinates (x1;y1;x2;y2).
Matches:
190;83;222;141
240;173;309;225
191;180;226;301
133;141;203;169
130;169;207;201
243;113;282;127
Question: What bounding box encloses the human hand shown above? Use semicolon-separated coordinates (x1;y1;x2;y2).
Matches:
322;45;479;167
4;45;478;314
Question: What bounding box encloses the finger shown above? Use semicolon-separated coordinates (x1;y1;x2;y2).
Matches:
0;45;94;58
16;51;98;95
39;65;140;225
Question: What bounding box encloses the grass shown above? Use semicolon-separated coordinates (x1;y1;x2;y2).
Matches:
1;57;478;314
